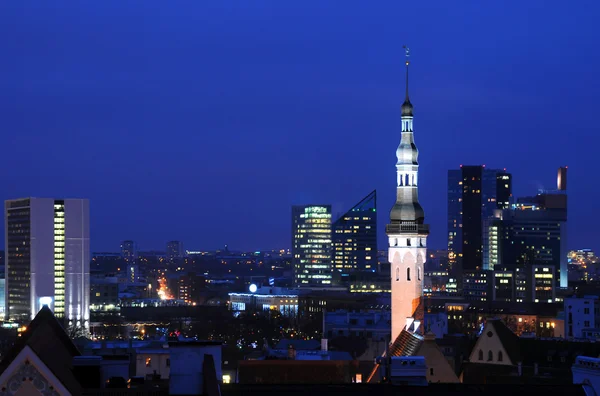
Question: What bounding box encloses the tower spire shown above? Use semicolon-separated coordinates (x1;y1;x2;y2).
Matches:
403;45;410;100
401;45;413;117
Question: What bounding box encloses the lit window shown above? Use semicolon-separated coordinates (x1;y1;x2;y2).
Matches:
146;357;152;367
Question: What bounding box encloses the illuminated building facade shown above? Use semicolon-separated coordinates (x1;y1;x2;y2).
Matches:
177;272;205;305
387;51;429;340
447;166;510;289
121;240;137;262
292;205;332;287
332;190;377;275
5;198;90;328
229;286;299;317
167;240;184;261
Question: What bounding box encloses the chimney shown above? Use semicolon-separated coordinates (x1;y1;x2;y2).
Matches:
288;345;296;360
518;362;522;376
557;167;567;191
321;339;328;352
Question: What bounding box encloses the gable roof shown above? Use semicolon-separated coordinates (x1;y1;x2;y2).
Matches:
488;319;521;364
0;306;82;394
0;345;71;395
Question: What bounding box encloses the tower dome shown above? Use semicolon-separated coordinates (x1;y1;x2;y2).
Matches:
401;98;413;117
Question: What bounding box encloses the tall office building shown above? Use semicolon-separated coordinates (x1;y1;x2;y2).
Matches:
292;205;332;287
332;190;377;275
481;167;568;299
167;241;184;261
120;240;137;262
5;198;90;327
504;189;568;288
447;166;510;287
387;53;429;339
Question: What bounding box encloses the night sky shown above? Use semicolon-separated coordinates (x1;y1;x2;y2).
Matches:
1;1;599;252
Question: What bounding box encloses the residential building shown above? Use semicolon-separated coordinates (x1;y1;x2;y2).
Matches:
167;241;184;261
565;296;600;339
120;240;137;262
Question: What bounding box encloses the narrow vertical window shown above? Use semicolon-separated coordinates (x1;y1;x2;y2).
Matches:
407;267;411;281
396;267;400;281
418;267;421;281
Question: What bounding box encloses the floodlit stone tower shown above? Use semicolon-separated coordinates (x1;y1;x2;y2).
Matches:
387;47;429;340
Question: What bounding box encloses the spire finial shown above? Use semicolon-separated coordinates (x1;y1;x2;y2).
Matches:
400;46;413;117
403;45;410;99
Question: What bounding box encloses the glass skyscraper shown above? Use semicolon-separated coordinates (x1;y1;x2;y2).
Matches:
447;166;511;289
332;190;377;275
292;205;332;287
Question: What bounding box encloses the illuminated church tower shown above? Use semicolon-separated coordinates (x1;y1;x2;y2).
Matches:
387;48;429;340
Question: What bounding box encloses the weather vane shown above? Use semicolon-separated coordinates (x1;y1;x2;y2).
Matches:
403;45;410;65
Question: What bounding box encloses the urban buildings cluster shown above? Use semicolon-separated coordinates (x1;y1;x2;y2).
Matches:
2;55;600;396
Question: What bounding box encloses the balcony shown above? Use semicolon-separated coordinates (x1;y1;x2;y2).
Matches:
386;223;429;235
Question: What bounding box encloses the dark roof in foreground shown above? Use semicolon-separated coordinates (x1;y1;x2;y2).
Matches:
221;383;586;395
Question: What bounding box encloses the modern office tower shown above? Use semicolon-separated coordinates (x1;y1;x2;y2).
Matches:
504;189;568;288
447;166;510;288
292;205;332;287
167;241;184;261
387;54;429;340
496;172;512;209
120;240;137;262
5;198;90;327
332;190;377;276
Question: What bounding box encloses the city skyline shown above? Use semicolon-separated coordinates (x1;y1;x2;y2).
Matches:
1;1;597;252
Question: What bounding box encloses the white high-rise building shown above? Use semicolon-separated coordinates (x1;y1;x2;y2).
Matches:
387;50;429;340
5;198;90;328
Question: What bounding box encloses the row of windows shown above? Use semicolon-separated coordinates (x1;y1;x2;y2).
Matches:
395;267;422;282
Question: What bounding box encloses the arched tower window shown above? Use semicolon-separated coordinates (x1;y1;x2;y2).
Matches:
417;267;421;281
407;267;411;281
487;351;493;361
478;350;483;361
396;267;400;281
498;351;503;362
405;174;409;186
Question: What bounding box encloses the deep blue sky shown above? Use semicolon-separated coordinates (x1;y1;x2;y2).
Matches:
1;1;599;252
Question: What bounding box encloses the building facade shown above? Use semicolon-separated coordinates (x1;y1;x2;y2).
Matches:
292;205;332;287
5;198;90;328
565;296;600;339
120;240;137;263
447;166;510;287
166;241;184;261
332;190;377;276
387;54;429;340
